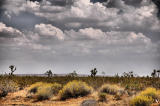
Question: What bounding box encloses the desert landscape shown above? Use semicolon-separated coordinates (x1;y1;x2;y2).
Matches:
1;68;160;106
0;0;160;105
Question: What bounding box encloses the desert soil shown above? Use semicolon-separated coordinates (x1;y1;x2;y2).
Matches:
0;88;131;106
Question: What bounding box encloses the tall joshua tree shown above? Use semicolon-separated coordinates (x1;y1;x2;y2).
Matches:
90;68;98;77
9;65;16;75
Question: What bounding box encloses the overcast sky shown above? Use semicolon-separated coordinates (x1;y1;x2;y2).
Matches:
0;0;160;76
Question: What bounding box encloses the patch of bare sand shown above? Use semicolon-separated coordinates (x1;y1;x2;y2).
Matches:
0;87;133;106
0;88;97;106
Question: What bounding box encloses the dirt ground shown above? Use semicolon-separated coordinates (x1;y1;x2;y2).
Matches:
0;88;131;106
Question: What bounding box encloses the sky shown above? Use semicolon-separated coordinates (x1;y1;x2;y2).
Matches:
0;0;160;76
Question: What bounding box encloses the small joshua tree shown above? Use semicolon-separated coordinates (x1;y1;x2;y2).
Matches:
157;70;160;78
151;69;157;78
90;68;98;77
9;65;16;75
68;70;78;77
122;71;134;78
45;70;53;77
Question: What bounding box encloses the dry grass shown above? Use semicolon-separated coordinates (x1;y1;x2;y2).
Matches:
0;79;19;98
99;84;125;95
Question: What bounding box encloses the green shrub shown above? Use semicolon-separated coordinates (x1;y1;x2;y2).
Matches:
130;87;160;106
35;84;54;101
99;84;124;95
28;82;44;94
27;82;62;101
51;83;62;95
130;95;153;106
139;87;160;101
125;83;144;91
58;80;93;100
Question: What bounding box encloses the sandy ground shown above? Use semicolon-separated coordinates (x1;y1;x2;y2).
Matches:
0;88;131;106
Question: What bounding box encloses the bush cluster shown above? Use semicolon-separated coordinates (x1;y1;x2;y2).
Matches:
98;84;125;101
27;82;62;101
58;80;93;100
130;87;160;106
99;84;125;95
0;80;19;98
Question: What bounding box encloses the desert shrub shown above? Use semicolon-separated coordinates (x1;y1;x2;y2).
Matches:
98;93;107;102
99;84;124;95
0;80;19;98
35;84;54;101
139;87;160;102
130;87;160;106
58;80;93;100
130;95;153;106
28;82;44;94
27;82;62;101
125;83;144;91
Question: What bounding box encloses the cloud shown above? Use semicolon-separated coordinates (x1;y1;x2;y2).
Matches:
34;23;65;40
0;22;22;38
0;22;50;50
0;0;159;74
65;22;82;28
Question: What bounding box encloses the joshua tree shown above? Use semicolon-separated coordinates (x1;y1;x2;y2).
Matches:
151;69;157;78
45;70;53;77
9;65;16;75
157;70;160;78
122;71;135;78
68;70;78;77
90;68;98;77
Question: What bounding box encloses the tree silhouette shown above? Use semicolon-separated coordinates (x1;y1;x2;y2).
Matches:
45;70;53;77
68;70;78;77
9;65;16;75
157;70;160;78
90;68;98;77
151;69;157;78
122;71;135;78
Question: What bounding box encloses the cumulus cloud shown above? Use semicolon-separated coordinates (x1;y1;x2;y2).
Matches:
34;23;65;40
0;22;22;38
0;22;50;50
0;0;160;74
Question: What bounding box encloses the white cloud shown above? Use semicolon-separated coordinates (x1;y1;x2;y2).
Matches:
0;22;50;50
35;23;65;40
0;22;22;38
79;28;107;40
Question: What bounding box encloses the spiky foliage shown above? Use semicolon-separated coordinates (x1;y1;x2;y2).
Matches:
45;70;53;77
90;68;97;77
9;65;16;75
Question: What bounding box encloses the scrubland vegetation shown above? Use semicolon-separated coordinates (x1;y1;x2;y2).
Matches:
1;68;160;105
